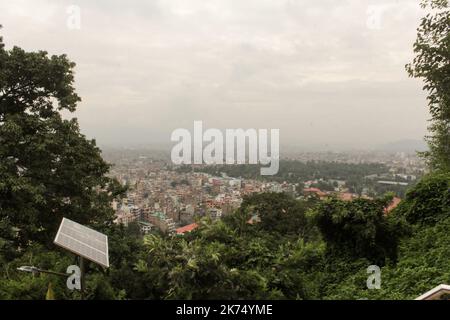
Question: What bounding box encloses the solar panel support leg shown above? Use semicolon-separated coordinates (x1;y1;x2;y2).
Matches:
80;256;85;300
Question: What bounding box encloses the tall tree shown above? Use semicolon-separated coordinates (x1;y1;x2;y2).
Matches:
407;0;450;171
310;196;407;265
0;27;125;248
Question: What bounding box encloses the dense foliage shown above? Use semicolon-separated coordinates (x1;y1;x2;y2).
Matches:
0;25;126;299
310;196;408;265
0;26;125;250
395;172;450;225
3;171;448;300
407;0;450;170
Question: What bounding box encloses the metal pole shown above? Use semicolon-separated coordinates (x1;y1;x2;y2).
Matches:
79;256;85;300
36;269;68;278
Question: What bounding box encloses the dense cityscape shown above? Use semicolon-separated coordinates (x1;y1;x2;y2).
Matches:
106;150;426;236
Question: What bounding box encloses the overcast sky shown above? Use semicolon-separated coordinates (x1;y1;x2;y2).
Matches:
0;0;430;150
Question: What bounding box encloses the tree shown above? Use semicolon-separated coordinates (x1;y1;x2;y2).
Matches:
324;214;450;300
310;196;407;265
135;217;322;300
0;244;74;300
0;28;125;248
395;172;450;225
237;192;317;240
407;0;450;170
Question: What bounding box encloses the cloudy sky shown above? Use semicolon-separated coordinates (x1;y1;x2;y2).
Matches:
0;0;430;150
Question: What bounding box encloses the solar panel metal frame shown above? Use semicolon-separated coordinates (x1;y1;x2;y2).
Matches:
54;218;109;268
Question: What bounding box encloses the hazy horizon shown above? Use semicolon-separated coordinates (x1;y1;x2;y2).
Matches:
0;0;430;150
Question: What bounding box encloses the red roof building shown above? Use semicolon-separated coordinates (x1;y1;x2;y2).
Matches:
339;193;355;201
384;197;401;214
303;188;328;198
176;223;199;235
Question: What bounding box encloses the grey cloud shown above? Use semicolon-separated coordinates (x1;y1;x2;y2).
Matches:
0;0;428;149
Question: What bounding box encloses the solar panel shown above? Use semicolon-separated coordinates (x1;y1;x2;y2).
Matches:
54;218;109;268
